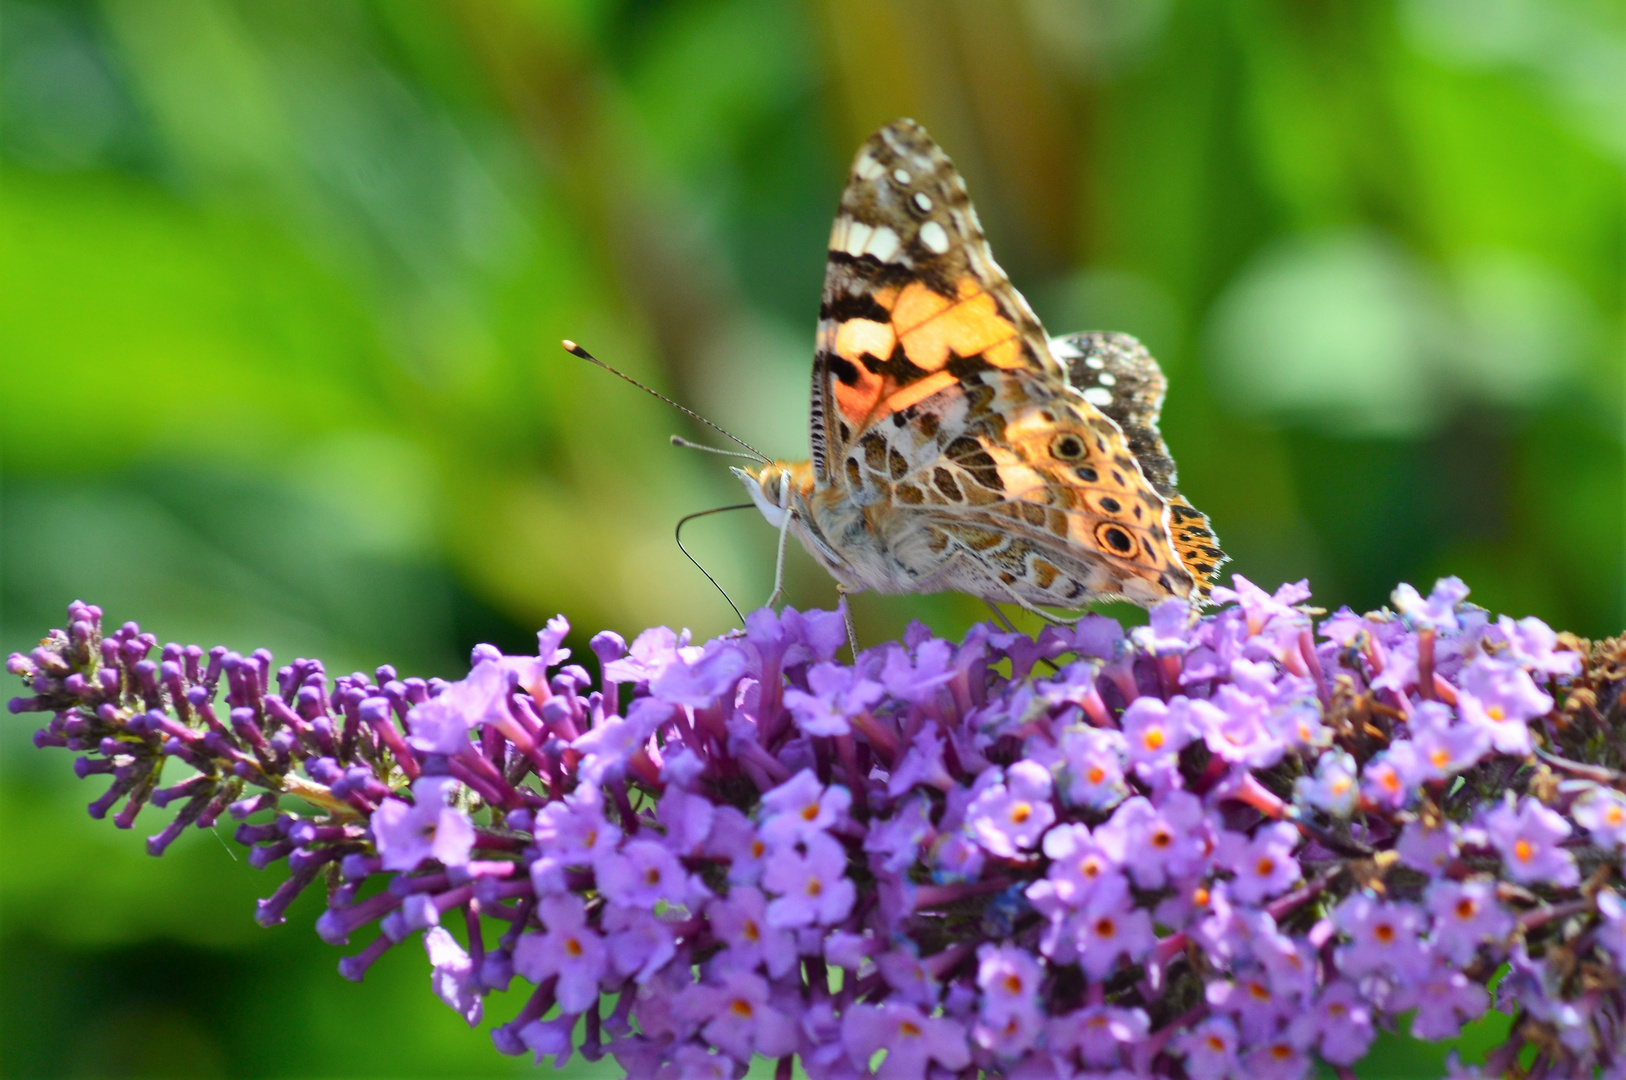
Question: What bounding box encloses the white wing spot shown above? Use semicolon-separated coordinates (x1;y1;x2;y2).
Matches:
1083;387;1113;407
892;168;911;185
844;221;875;256
864;226;902;263
912;192;932;212
919;221;950;254
855;153;884;181
1085;356;1104;370
1098;373;1116;386
829;217;851;251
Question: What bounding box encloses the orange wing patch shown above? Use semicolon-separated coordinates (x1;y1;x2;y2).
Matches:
884;370;958;412
830;276;1027;432
891;280;1025;373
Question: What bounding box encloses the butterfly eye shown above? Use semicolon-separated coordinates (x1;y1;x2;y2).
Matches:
1050;434;1086;461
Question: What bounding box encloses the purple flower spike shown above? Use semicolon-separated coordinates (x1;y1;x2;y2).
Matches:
14;577;1626;1079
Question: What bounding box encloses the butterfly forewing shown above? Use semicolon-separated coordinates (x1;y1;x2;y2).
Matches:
813;120;1060;482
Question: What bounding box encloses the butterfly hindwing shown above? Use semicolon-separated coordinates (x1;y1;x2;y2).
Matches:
1050;331;1228;598
861;363;1197;606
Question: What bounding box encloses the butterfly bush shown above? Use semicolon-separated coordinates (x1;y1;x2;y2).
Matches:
11;578;1626;1079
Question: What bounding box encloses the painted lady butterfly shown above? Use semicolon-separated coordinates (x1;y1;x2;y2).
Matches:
731;119;1226;615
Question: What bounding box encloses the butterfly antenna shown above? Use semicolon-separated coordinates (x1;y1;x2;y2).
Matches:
674;503;756;624
670;436;764;461
563;340;769;463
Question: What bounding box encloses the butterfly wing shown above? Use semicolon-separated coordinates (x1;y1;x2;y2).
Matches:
811;119;1061;485
1051;332;1228;599
808;120;1205;607
873;371;1199;607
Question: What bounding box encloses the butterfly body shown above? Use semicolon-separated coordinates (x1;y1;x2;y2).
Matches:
736;120;1225;611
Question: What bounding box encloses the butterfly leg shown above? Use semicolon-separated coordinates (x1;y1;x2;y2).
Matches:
982;599;1020;634
996;580;1077;627
765;506;795;609
836;584;861;659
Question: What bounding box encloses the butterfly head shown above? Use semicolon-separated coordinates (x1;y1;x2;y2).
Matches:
732;460;815;529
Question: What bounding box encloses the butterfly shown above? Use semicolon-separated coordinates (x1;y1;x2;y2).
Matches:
729;119;1225;616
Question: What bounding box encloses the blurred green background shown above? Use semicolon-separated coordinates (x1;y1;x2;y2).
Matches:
1;0;1621;1076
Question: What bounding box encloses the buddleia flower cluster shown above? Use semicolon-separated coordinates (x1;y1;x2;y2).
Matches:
11;577;1626;1079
